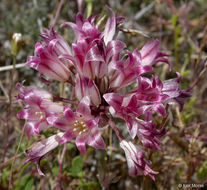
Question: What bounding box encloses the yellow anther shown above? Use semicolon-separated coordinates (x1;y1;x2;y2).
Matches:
79;131;82;135
82;129;87;133
73;119;88;134
35;111;44;120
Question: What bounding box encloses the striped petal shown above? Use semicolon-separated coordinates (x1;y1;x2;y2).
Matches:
87;127;105;150
77;96;91;117
103;7;116;44
59;128;76;145
140;40;159;66
76;134;88;154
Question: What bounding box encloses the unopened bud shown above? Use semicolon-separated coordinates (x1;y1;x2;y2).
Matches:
11;33;23;56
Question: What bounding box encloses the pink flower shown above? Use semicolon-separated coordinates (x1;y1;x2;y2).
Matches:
108;40;170;90
62;7;125;81
16;82;52;105
75;74;101;106
40;28;72;57
126;117;165;150
162;73;191;110
140;39;170;68
71;37;126;80
128;76;169;117
62;7;121;45
25;132;64;176
62;13;101;43
16;83;63;138
103;93;166;149
129;73;190;112
26;29;72;82
104;74;187;149
17;8;190;179
47;96;105;154
120;140;158;180
109;50;152;89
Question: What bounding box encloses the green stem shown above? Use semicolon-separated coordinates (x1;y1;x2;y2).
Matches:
8;124;26;190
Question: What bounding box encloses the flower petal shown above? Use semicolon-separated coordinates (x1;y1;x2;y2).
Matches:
25;122;36;139
59;128;76;145
25;132;64;175
87;127;105;150
77;96;91;117
85;118;99;130
75;74;101;106
76;134;87;154
103;7;116;44
26;133;63;161
120;140;158;180
140;40;159;66
63;106;77;122
103;93;123;111
106;40;126;63
46;116;70;130
17;109;42;120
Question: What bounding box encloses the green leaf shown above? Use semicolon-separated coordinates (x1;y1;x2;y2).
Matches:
25;178;34;190
67;143;75;151
69;156;84;177
183;112;194;121
171;15;178;27
186;97;196;110
175;25;181;36
197;160;207;181
52;165;59;177
15;174;34;190
20;175;30;186
79;181;101;190
181;70;191;78
2;168;10;183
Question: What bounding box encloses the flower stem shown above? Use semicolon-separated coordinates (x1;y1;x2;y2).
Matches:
8;123;26;190
51;0;65;27
56;144;67;190
108;120;124;141
53;96;78;105
3;55;17;162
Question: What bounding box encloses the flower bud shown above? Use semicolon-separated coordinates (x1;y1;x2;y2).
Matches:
11;33;23;56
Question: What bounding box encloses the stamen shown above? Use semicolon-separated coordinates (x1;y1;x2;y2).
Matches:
73;119;88;134
79;131;82;135
82;129;87;133
35;111;44;120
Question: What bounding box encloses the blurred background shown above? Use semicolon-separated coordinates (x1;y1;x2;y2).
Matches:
0;0;207;189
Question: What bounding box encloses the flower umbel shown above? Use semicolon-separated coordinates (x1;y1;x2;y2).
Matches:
17;7;189;180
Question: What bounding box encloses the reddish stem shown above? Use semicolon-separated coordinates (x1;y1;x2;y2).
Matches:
108;120;124;141
53;96;78;105
51;0;65;27
190;61;207;89
56;144;67;190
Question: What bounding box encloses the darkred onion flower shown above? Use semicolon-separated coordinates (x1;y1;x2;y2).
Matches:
17;7;189;180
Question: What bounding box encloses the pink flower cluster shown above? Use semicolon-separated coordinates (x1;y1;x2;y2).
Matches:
17;8;189;180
